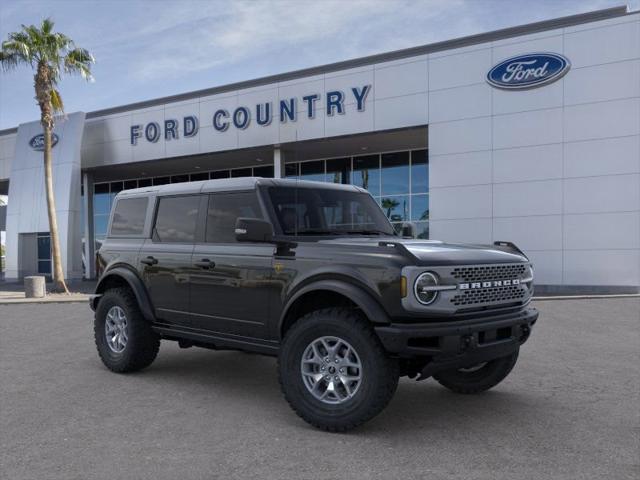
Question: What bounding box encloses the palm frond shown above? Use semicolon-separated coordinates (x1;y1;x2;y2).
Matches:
50;88;64;113
64;47;94;81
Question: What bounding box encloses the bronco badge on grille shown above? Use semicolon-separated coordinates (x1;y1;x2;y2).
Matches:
459;279;521;290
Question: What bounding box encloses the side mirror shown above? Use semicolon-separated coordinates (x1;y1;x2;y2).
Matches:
235;217;273;243
401;222;416;238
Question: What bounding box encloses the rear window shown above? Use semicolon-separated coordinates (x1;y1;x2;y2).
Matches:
153;195;200;243
110;197;148;236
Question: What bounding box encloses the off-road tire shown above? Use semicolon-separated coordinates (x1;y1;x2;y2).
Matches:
433;349;519;394
278;308;399;432
94;287;160;373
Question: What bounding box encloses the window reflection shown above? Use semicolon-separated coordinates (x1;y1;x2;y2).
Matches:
300;160;325;182
380;196;409;222
411;194;429;221
326;158;349;184
351;155;380;195
411;150;428;194
381;152;410;195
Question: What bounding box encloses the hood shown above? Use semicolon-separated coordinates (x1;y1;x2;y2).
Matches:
317;237;528;266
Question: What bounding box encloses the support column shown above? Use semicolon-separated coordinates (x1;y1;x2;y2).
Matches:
273;147;286;179
82;172;95;279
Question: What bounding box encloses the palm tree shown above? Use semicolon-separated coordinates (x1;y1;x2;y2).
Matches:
0;18;94;292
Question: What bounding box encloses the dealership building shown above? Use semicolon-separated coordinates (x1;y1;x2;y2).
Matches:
0;5;638;293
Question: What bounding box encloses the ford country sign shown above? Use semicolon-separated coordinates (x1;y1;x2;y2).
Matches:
29;133;59;151
487;53;570;90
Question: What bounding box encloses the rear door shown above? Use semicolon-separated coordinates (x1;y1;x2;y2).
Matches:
139;194;204;327
189;190;274;338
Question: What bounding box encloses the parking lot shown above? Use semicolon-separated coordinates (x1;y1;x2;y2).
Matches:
1;297;638;480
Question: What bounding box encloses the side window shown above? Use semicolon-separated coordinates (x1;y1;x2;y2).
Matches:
153;195;200;243
206;191;263;243
110;197;148;236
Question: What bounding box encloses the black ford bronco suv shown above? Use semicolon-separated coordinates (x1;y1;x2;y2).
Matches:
90;177;537;431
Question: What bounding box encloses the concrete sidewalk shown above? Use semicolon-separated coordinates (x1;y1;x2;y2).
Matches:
0;279;95;304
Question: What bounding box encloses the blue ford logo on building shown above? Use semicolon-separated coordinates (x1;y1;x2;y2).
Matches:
487;53;570;90
29;133;59;151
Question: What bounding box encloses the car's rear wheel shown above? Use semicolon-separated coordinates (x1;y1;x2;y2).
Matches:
94;287;160;373
278;308;399;432
433;349;519;394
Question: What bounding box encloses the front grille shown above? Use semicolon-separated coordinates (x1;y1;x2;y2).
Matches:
451;264;527;283
448;263;530;308
451;285;527;306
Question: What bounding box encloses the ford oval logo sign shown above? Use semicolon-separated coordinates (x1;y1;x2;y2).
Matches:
29;133;59;151
487;53;570;90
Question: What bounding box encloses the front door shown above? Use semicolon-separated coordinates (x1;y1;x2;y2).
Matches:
139;194;202;327
189;191;274;338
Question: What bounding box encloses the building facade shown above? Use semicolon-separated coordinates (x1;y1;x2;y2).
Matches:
0;6;638;292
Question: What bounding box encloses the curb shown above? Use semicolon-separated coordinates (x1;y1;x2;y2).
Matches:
0;296;91;305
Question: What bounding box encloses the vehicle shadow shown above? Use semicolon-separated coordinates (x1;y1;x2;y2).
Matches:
124;346;550;435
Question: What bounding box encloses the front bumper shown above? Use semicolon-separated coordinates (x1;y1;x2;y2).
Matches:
375;307;538;378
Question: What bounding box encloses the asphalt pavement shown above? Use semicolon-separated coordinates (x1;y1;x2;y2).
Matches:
1;298;638;480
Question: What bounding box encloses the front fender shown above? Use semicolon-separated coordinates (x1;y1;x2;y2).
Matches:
279;279;392;335
92;266;156;323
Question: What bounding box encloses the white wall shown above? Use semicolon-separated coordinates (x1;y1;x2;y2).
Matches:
0;133;16;181
5;113;85;280
428;12;640;288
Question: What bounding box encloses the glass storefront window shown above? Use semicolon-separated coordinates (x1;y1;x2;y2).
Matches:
351;155;380;195
231;168;252;178
94;183;110;216
211;170;230;179
285;163;299;178
381;152;410;195
380;195;409;223
153;176;170;185
411;194;429;221
414;222;429;239
300;160;325;182
138;178;152;187
411;149;428;194
253;165;274;178
189;172;209;182
171;174;189;183
326;158;350;184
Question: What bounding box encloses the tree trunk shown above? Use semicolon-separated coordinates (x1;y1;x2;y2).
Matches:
43;122;69;293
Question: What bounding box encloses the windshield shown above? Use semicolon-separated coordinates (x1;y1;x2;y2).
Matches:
267;186;396;236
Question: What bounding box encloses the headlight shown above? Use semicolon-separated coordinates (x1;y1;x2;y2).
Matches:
414;272;439;305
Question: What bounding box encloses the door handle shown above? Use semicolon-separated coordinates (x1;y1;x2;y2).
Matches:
141;256;158;266
194;258;215;269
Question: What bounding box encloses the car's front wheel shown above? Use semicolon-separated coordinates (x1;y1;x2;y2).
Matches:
94;287;160;373
278;308;399;432
433;349;519;394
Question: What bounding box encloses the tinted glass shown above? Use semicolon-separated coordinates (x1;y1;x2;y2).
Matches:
211;170;230;179
189;172;209;182
94;215;109;237
153;176;170;186
253;165;274;178
124;180;138;190
326;158;350;184
38;260;51;274
380;195;409;222
94;183;110;215
285;163;299;178
110;197;148;236
138;178;152;187
381;152;410;195
171;174;189;184
300;160;325;182
37;234;50;260
411;194;429;221
154;195;200;243
268;186;394;236
411;149;429;194
231;168;252;178
206;192;263;243
110;181;124;193
351;155;380;195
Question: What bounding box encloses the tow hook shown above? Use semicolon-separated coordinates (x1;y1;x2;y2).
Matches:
520;326;531;342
